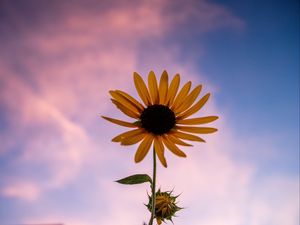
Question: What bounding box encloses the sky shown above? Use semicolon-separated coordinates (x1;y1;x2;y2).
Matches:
0;0;299;225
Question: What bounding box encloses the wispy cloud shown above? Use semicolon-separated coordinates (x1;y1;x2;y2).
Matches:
0;180;41;202
0;0;297;225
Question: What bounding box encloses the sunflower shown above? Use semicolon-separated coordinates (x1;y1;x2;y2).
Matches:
102;71;218;167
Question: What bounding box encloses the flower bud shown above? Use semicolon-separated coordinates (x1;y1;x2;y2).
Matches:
146;189;182;224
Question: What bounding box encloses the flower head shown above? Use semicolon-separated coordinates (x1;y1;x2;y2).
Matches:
102;71;218;167
146;189;182;224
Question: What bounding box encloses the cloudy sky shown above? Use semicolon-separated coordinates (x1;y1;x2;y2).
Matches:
0;0;299;225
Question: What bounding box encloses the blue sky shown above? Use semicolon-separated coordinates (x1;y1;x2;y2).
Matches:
201;0;299;174
169;0;299;173
0;0;299;225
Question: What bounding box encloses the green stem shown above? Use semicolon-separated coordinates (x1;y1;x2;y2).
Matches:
148;147;157;225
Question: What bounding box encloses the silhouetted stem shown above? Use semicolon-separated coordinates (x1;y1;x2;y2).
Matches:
148;147;156;225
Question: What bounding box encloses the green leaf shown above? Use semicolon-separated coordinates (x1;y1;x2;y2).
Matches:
115;174;152;185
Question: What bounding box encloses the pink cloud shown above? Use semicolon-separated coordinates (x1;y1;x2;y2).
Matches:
1;181;41;202
0;71;93;195
0;1;298;225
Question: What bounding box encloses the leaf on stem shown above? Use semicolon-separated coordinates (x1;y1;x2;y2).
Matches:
116;174;152;185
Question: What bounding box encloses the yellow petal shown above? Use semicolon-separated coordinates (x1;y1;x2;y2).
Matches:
156;196;165;204
154;136;167;167
162;135;186;157
171;131;206;142
156;201;164;208
134;134;154;163
177;93;210;119
158;70;169;105
171;81;191;109
112;128;145;142
167;134;192;146
176;126;218;134
157;218;162;225
121;132;146;145
111;99;140;119
156;197;165;203
158;203;166;213
174;85;202;114
148;71;159;104
162;207;167;216
133;72;151;106
115;90;144;112
156;199;163;205
166;74;180;106
101;116;137;128
110;91;140;114
177;116;219;125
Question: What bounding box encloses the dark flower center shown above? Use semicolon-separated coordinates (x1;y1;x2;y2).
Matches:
140;104;176;135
